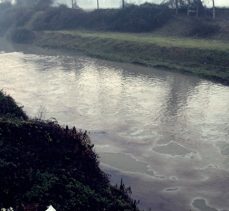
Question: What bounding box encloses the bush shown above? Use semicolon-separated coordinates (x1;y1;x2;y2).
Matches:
0;5;34;35
0;92;140;210
31;3;172;32
189;20;220;37
109;3;172;32
0;91;28;120
8;28;35;43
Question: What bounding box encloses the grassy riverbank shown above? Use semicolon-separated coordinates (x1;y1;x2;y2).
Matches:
0;90;139;211
1;2;229;84
35;30;229;84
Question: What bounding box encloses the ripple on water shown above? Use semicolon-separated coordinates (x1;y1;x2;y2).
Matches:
163;187;179;192
192;198;218;211
153;141;193;156
216;142;229;156
99;152;155;176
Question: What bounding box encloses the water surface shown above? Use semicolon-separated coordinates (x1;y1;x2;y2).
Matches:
0;44;229;211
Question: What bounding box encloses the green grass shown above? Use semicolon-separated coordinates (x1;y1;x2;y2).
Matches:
58;30;229;51
36;30;229;84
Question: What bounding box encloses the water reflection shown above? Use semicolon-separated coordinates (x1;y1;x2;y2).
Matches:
0;49;229;211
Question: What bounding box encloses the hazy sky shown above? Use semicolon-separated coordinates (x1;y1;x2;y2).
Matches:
56;0;229;8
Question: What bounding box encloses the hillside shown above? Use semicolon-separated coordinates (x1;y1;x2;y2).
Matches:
0;91;139;211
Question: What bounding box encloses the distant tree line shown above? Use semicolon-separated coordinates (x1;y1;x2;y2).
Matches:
0;0;225;36
16;0;53;8
30;3;173;32
160;0;216;18
92;0;217;18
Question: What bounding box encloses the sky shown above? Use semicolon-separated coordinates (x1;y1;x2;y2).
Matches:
56;0;229;8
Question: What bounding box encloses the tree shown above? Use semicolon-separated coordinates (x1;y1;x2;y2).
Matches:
71;0;78;9
16;0;36;7
163;0;204;16
162;0;184;14
16;0;53;8
175;0;178;14
36;0;53;8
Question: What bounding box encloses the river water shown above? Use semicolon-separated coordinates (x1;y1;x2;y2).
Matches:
0;43;229;211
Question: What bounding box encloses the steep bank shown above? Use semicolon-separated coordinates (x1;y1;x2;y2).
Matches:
0;91;140;211
35;30;229;85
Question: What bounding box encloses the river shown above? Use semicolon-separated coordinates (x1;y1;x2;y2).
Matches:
0;42;229;211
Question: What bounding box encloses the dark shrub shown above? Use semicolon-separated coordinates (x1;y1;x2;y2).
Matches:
0;6;34;34
31;6;85;30
189;20;220;37
0;91;28;120
108;3;172;32
31;3;172;32
9;27;35;43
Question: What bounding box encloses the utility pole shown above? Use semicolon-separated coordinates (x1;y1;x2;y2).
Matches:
97;0;99;9
175;0;178;15
71;0;77;9
122;0;125;9
212;0;216;19
187;0;190;16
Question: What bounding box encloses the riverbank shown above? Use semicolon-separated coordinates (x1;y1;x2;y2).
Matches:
0;90;140;211
35;30;229;85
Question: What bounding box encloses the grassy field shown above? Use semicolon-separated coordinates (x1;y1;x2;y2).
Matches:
59;30;229;51
35;30;229;84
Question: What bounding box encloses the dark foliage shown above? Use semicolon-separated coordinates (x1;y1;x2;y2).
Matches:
0;5;34;34
188;20;221;37
16;0;53;9
9;28;35;43
30;6;86;30
0;0;53;35
0;92;139;211
0;2;225;36
31;4;172;32
0;91;28;120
